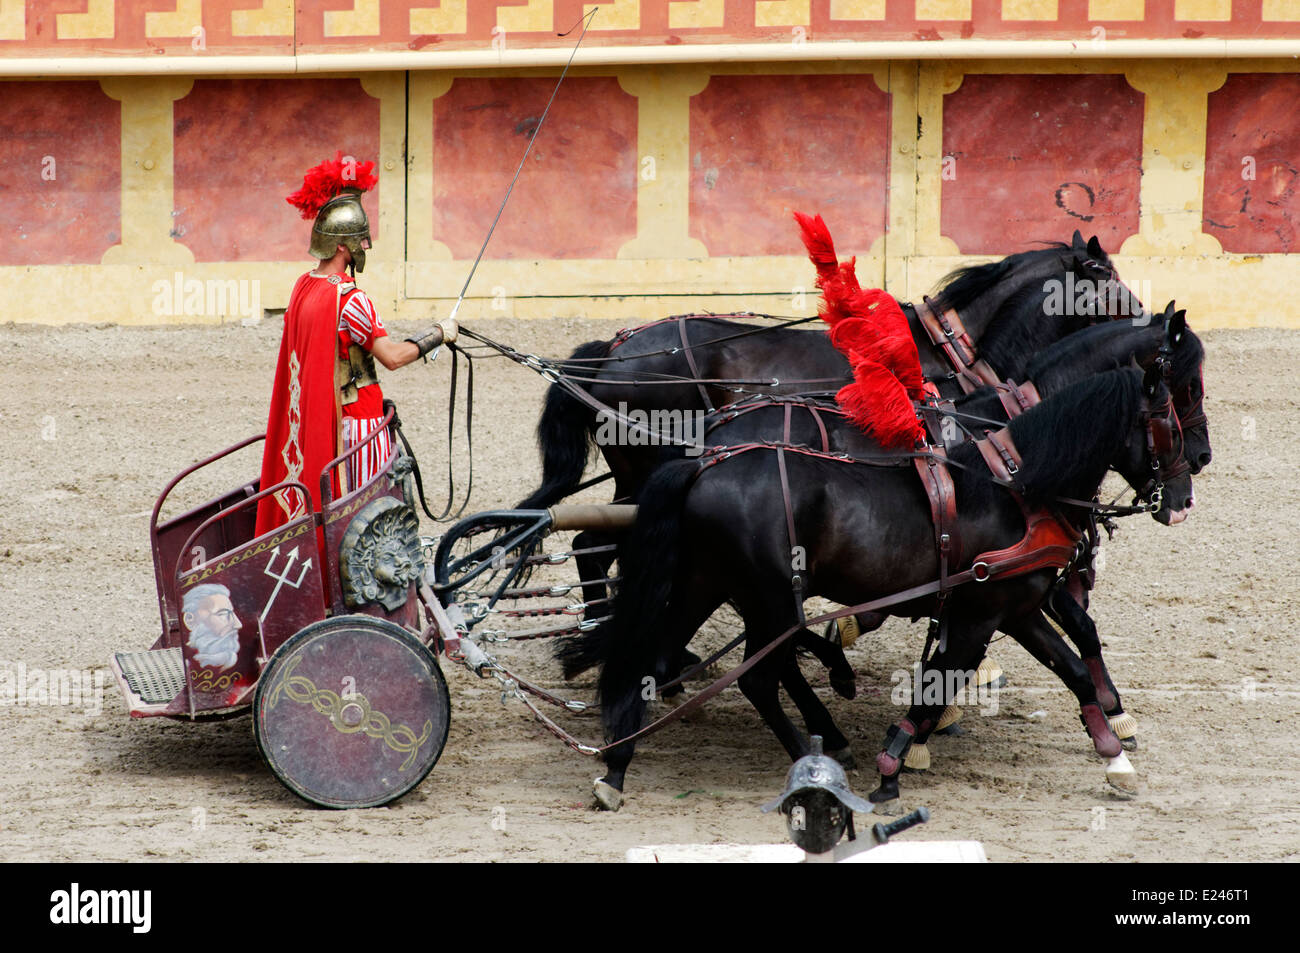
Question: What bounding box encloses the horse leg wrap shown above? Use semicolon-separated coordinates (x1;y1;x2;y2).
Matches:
936;704;963;732
975;656;1006;689
1109;710;1139;741
876;719;916;777
1082;656;1118;713
1079;703;1122;758
835;614;861;649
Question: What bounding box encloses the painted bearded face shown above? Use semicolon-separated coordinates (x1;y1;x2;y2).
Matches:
185;593;243;672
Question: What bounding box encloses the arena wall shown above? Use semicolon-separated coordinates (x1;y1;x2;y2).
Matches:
2;1;1299;328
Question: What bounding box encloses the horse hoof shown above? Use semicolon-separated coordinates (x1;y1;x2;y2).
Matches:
826;747;856;770
975;657;1007;690
1105;752;1139;797
869;770;901;803
902;742;930;772
830;674;857;699
662;692;705;723
869;792;903;814
592;779;624;812
1120;736;1138;752
936;704;963;732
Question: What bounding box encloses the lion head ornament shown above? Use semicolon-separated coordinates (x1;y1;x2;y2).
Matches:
340;498;424;612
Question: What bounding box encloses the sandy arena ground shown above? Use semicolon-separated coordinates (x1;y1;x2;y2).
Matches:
0;316;1297;863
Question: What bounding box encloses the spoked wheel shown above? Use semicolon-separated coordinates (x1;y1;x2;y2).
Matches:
254;615;450;809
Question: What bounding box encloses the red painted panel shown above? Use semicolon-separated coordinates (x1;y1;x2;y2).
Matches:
174;78;381;262
689;74;890;258
0;81;121;266
941;74;1143;255
432;76;637;259
1203;73;1300;255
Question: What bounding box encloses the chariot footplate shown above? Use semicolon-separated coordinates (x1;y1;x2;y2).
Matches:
111;648;185;712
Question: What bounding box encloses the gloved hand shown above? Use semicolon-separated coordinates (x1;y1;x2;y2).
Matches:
406;317;458;359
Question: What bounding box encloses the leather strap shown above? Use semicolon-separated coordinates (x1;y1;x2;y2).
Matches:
678;317;715;413
775;440;806;623
809;405;830;452
912;446;961;594
982;427;1024;478
914;297;1003;395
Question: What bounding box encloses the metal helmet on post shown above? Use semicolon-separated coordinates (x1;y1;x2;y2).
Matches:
286;151;378;275
761;735;873;854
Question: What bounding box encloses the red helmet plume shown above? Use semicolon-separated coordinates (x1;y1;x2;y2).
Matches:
286;150;378;219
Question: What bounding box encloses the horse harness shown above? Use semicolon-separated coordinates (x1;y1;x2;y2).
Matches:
691;379;1092;638
911;297;1004;396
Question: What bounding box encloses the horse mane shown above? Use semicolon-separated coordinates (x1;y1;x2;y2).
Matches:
973;280;1073;374
1023;318;1205;395
929;243;1068;314
1004;369;1143;505
1168;323;1205;389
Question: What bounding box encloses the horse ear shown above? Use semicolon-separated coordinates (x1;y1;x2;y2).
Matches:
1161;300;1175;320
1086;235;1103;257
1169;309;1187;343
1072;229;1086;250
1142;362;1162;396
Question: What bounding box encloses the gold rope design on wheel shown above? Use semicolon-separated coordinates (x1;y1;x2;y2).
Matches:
266;654;433;771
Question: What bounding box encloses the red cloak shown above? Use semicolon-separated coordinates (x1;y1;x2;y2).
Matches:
255;273;347;538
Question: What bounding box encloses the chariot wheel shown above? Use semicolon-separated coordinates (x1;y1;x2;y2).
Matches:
253;615;450;809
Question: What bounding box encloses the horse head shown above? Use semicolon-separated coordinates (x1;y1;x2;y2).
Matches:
1121;363;1196;525
1158;304;1212;474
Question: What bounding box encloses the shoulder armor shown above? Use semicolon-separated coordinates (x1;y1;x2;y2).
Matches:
326;274;357;294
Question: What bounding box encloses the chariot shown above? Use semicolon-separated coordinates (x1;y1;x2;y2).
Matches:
108;402;633;808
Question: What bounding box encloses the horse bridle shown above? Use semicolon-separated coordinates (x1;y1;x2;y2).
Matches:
1136;385;1189;507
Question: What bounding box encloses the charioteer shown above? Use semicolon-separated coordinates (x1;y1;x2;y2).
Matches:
255;152;459;538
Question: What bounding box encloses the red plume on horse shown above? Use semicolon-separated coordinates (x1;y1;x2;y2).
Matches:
793;211;926;449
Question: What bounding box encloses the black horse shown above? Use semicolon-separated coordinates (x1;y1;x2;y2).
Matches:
520;231;1142;514
519;233;1147;661
684;306;1206;767
558;367;1192;810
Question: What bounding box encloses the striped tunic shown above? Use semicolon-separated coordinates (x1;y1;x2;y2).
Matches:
325;277;394;493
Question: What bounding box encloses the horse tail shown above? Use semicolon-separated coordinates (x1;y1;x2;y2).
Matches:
555;458;698;701
515;338;610;510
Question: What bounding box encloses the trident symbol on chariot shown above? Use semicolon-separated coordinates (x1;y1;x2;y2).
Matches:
260;545;313;624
